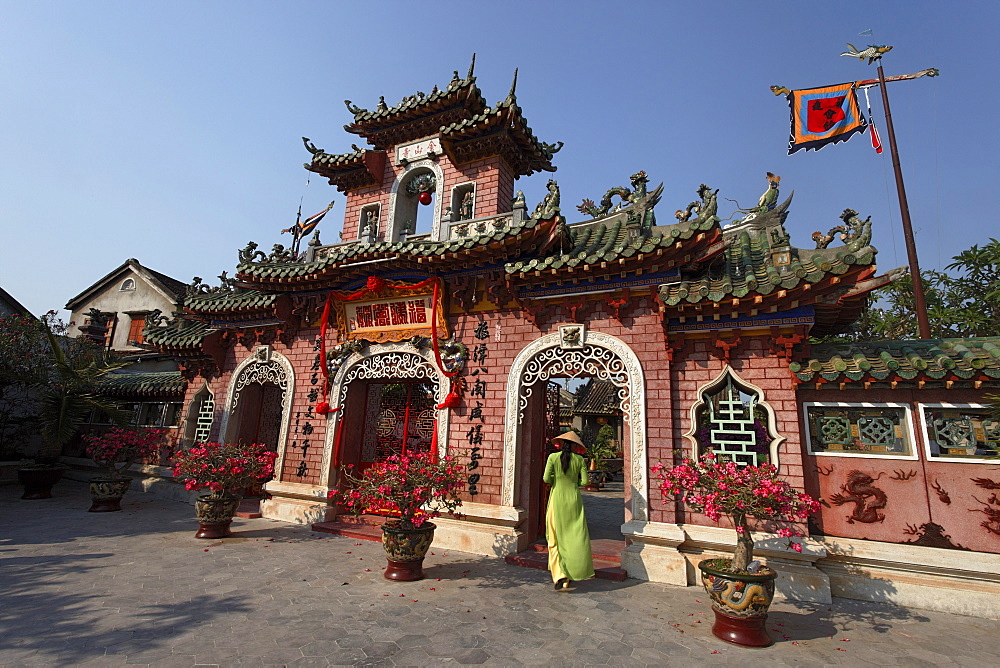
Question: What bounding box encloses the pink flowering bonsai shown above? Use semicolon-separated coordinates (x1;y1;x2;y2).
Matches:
330;451;466;529
172;442;278;497
654;452;821;572
82;427;166;479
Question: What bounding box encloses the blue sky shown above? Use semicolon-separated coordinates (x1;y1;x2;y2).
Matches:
2;1;997;317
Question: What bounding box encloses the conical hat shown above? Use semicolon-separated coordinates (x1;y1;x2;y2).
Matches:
553;431;584;447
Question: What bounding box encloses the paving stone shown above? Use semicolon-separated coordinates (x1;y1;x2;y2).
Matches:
4;480;1000;667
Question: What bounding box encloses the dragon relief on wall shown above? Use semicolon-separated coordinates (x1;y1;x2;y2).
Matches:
972;477;1000;537
828;470;888;524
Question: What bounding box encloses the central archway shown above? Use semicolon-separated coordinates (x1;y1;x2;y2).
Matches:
503;329;648;529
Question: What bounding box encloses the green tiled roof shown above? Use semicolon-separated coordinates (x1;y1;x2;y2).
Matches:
790;338;1000;383
184;290;279;313
505;214;718;275
346;75;487;128
143;321;212;349
660;227;875;306
238;215;558;282
97;371;186;397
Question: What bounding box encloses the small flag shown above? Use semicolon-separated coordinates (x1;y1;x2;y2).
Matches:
283;201;334;237
784;82;868;154
869;122;883;154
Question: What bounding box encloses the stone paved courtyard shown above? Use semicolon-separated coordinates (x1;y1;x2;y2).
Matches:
3;479;1000;667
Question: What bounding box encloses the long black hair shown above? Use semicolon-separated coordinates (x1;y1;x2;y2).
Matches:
560;441;573;473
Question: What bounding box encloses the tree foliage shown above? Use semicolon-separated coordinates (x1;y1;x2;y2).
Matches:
836;239;1000;341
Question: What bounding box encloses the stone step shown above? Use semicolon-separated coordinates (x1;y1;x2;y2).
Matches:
526;538;625;563
504;548;628;582
235;498;262;519
311;514;385;542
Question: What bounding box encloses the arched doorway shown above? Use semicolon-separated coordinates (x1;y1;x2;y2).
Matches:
219;346;294;480
320;345;451;488
502;329;648;549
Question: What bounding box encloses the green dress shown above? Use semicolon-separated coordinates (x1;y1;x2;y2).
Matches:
543;451;595;582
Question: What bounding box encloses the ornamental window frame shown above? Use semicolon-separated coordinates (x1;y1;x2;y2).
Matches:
119;278;136;291
683;366;784;468
449;181;476;222
358;202;382;241
802;401;918;461
918;402;1000;464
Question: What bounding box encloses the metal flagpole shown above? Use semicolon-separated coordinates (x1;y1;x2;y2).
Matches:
873;57;932;339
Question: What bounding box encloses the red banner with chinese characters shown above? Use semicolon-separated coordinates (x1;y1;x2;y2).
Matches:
330;278;449;343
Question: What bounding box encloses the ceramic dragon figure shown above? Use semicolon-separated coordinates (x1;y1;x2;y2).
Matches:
576;171;663;228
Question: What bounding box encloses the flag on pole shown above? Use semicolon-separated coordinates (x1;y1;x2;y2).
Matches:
784;82;868;154
283;201;334;237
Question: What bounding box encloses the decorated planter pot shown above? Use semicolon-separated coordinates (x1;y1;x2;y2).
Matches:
88;477;133;512
698;559;777;648
381;520;436;581
194;494;242;539
18;467;66;500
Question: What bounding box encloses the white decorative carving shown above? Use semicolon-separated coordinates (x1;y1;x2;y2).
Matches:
218;350;295;482
387;159;445;242
320;342;451;488
503;331;649;522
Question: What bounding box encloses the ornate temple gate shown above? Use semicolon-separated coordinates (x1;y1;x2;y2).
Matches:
219;346;294;485
503;329;647;547
324;348;448;485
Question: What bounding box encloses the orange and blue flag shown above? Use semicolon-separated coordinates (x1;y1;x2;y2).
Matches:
283;201;335;237
785;83;867;154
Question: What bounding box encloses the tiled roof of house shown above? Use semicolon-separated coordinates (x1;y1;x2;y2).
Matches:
143;321;213;350
97;371;186;397
505;214;719;275
237;215;563;285
573;380;623;415
790;338;1000;384
182;290;279;313
659;225;876;306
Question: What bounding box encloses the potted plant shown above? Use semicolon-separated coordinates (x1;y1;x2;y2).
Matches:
81;426;165;511
330;451;466;581
2;312;132;499
172;442;278;538
654;452;820;647
584;429;618;490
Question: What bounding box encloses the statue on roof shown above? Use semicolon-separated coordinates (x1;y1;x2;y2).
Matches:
539;141;563;161
812;208;873;251
302;137;323;156
238;241;267;265
577;171;663;227
675;184;720;227
344;100;365;115
755;173;781;213
531;180;561;220
377;96;388;112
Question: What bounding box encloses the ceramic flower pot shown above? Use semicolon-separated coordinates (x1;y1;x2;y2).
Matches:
194;494;242;539
698;559;777;647
381;520;436;581
18;467;66;500
88;477;133;512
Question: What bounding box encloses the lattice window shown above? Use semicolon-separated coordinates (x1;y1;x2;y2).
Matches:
191;391;215;444
691;370;775;466
921;404;1000;460
804;403;913;457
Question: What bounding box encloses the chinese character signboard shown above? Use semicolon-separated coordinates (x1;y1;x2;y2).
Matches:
332;282;448;343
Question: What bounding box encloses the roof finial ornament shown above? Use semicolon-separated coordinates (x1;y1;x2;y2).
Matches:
377;96;388;112
508;68;518;100
467;52;476;80
344;99;364;115
302;137;323;156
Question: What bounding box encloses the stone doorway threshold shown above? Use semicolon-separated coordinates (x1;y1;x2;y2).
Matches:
505;538;627;581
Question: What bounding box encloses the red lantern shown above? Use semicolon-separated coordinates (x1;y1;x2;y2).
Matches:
418;191;432;206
